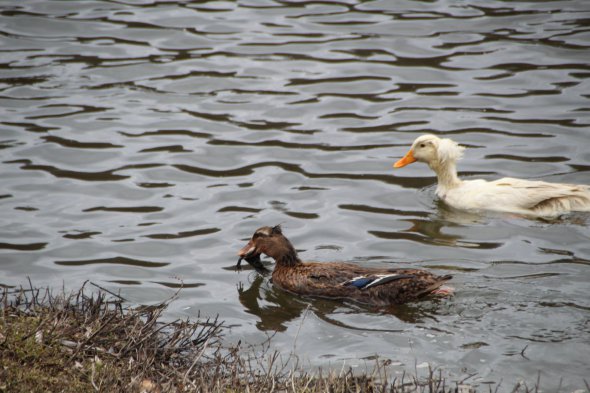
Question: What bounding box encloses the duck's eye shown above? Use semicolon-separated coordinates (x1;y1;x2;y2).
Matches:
419;143;426;148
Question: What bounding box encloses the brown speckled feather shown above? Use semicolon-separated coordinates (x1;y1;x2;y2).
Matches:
272;263;450;306
237;225;452;306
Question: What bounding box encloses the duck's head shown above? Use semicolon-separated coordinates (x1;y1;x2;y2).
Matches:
394;134;464;169
238;225;298;264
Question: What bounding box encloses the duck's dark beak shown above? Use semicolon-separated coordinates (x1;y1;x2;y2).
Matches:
393;149;416;168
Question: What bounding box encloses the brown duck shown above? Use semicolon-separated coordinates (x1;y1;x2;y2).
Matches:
237;225;453;306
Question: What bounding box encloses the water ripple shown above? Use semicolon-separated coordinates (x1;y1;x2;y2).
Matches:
143;227;220;240
0;242;47;251
55;257;169;268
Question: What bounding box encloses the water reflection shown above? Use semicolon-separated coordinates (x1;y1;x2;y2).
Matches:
238;274;309;332
369;226;502;249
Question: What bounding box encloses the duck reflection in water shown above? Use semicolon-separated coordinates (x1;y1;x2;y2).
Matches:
237;274;313;332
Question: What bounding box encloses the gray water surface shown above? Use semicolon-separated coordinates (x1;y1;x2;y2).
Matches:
1;0;590;390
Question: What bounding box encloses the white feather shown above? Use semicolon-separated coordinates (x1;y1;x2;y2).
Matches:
436;137;464;164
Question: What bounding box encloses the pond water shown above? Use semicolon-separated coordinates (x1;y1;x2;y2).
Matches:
1;0;589;390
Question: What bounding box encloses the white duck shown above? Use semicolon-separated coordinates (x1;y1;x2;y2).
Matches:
393;134;590;218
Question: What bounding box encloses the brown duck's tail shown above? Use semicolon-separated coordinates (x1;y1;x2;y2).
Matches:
432;285;455;296
418;274;454;298
432;274;454;296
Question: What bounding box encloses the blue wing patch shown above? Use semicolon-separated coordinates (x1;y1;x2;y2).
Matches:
345;277;373;289
342;273;415;290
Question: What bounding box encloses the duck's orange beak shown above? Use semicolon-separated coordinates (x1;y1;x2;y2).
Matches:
393;149;416;168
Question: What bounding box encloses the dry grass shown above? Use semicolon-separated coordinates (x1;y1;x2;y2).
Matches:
1;281;222;392
1;282;580;393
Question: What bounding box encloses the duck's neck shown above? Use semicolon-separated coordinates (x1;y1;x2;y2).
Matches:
430;159;462;196
273;239;301;268
277;252;301;267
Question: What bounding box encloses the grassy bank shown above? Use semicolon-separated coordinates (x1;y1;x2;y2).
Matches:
0;283;569;392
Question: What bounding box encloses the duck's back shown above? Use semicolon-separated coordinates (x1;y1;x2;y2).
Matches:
271;262;452;306
444;177;590;216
